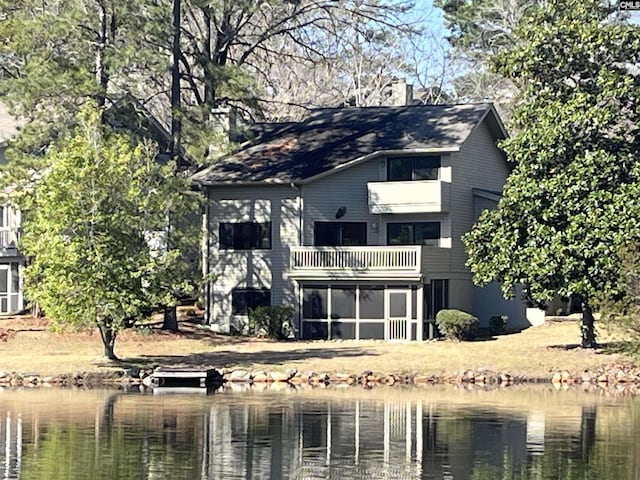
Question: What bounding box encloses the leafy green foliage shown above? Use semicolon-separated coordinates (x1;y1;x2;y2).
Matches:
248;305;295;340
597;243;640;351
20;105;201;359
463;0;640;347
435;309;479;341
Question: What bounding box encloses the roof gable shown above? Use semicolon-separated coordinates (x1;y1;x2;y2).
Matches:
192;103;506;186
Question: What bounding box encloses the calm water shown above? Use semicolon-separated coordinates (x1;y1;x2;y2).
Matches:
0;386;639;479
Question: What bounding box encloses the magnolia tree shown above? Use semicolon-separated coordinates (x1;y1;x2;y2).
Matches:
463;0;640;348
21;107;200;360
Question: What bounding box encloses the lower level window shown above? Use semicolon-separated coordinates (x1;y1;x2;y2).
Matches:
231;288;271;315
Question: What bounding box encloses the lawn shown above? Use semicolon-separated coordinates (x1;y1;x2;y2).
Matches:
0;315;633;378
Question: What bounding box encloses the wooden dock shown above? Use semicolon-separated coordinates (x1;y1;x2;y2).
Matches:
151;368;222;388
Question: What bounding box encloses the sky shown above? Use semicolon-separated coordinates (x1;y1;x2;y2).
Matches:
404;0;454;90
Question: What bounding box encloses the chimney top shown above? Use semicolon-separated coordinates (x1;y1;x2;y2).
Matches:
390;78;413;106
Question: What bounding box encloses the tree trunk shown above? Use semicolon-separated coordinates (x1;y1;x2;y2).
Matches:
171;0;182;165
98;323;118;360
581;302;597;349
95;0;109;110
579;405;597;461
162;305;179;332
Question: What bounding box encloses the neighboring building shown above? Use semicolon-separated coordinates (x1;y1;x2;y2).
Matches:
196;103;527;340
0;103;24;315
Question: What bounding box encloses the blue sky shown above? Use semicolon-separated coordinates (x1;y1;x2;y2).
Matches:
404;0;454;89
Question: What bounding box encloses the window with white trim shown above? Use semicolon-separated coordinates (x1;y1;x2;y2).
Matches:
387;155;441;181
387;222;440;245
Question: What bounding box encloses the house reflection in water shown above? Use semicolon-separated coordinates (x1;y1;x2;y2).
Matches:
1;411;22;479
0;392;616;479
196;397;594;479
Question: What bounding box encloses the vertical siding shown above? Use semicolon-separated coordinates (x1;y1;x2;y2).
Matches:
302;160;381;245
449;122;510;274
474;282;527;329
451;123;527;327
205;185;300;332
302;158;454;276
448;277;474;313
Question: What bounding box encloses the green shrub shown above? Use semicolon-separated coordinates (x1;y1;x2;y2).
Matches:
489;315;509;335
435;309;479;341
248;305;295;340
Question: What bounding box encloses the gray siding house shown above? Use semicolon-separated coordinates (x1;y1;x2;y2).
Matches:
192;103;526;340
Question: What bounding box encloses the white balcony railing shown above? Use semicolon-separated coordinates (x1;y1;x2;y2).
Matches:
367;180;450;214
0;227;19;250
289;245;422;279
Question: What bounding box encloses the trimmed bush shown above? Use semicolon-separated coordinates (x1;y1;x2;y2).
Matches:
489;315;509;335
248;305;295;340
435;309;479;341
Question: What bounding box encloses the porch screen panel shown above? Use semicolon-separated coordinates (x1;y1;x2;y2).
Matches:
302;322;328;340
331;322;355;339
389;292;407;317
411;286;418;320
432;280;449;317
425;279;450;319
359;323;384;340
303;286;328;319
359;286;384;319
0;269;7;293
331;286;355;319
10;263;19;313
10;263;18;292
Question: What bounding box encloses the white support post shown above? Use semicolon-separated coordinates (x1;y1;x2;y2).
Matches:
405;402;412;462
417;284;424;341
416;402;423;474
383;402;390;464
355;401;360;465
326;405;332;466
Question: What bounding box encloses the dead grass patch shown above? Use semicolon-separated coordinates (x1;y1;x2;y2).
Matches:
0;316;633;377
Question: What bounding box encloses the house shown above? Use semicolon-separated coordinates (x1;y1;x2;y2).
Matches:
195;102;526;340
0;102;24;315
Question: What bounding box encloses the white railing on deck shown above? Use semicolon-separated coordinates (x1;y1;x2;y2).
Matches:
290;246;421;272
0;228;19;249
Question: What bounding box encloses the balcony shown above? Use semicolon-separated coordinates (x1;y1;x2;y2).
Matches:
367;180;450;214
289;245;422;280
0;227;20;255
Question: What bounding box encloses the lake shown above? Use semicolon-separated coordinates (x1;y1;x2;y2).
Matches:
0;385;638;479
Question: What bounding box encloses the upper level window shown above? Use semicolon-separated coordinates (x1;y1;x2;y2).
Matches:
314;222;367;246
387;222;440;245
219;222;271;250
387;155;441;181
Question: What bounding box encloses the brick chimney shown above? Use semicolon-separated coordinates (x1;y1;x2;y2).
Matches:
390;78;414;106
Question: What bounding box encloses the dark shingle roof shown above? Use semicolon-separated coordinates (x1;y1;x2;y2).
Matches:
192;103;504;185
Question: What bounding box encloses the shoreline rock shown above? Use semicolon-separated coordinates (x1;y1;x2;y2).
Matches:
1;363;640;394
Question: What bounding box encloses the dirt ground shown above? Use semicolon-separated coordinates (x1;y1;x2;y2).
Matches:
0;314;633;377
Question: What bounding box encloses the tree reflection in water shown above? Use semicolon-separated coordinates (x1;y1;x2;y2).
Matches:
0;388;638;479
